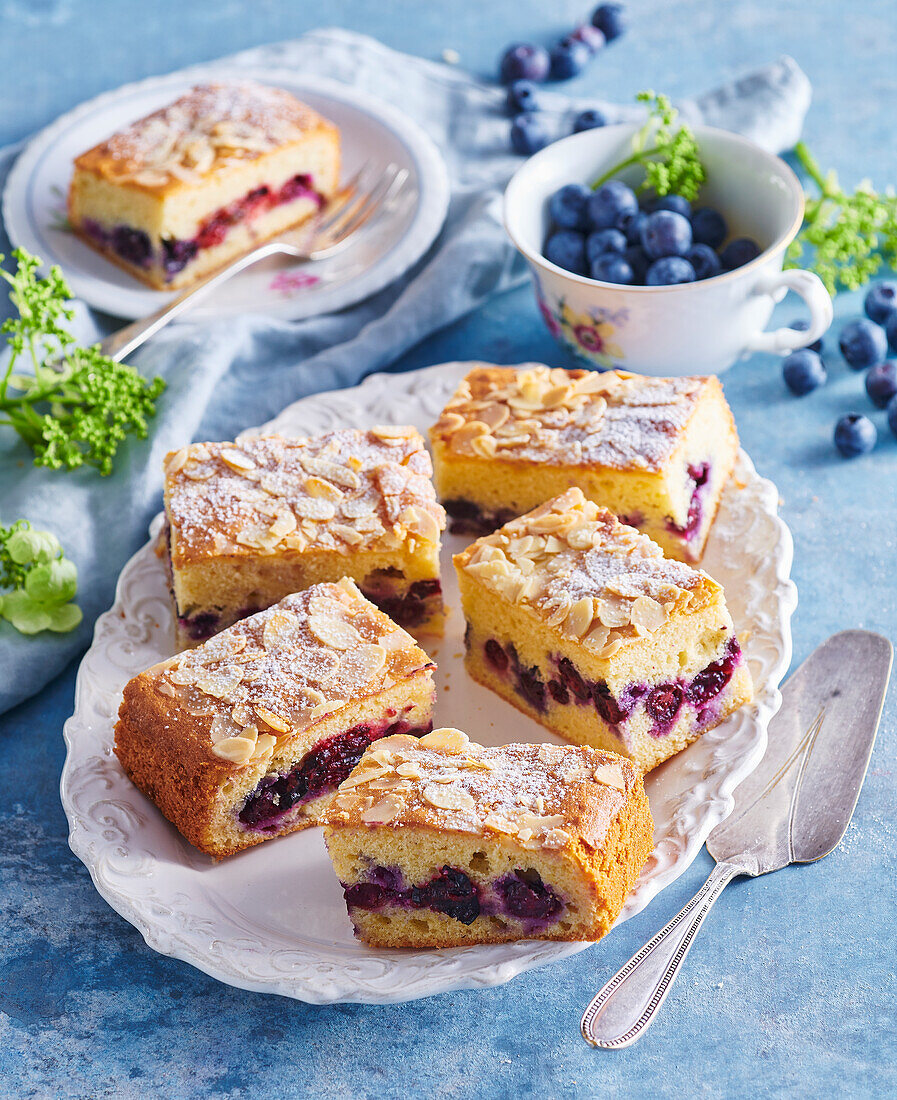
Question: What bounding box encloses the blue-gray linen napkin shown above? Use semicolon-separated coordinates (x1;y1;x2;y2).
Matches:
0;28;811;714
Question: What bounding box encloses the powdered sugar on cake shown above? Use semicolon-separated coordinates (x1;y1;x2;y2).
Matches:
431;365;705;471
326;728;636;852
164;428;445;566
153;581;433;766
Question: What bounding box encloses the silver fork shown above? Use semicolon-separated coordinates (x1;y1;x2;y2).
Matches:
98;162;411;362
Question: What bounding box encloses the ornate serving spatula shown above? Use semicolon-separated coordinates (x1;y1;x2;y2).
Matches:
581;629;892;1049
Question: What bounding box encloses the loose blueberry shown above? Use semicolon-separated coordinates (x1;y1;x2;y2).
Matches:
510;115;549;155
888;394;897;439
590;253;634;284
544;229;587;274
690;207;728;250
646;256;696;285
570;24;606;52
499;43;551;84
623;245;649;284
586;228;627;263
653;194;691;219
782;349;827;396
886;312;897;353
506;79;540;115
788;319;823;353
839;318;888;370
864;281;897;325
550;38;591;80
586;180;638;230
591;2;627;42
865;361;897;408
685;243;722;280
719;237;761;270
834;414;876;457
549;183;591;230
620;210;648;245
573;107;607;133
641;210;692;259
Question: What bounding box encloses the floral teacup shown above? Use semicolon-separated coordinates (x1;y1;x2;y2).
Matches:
503;124;832;376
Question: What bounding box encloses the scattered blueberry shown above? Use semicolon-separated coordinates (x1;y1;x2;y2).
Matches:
685;243;722;280
623;245;649;283
510;115;549;155
690;207;728;250
641;210;692;259
620;210;647;245
506;80;539;115
788;319;823;353
653;194;691;219
646;256;696;285
573;108;607;133
585;228;627;263
499;43;551;84
544;229;587;275
590;253;634;284
570;24;606;52
864;281;897;325
548;184;590;230
591;2;627;42
834;414;876;458
839;318;888;370
865;361;897;408
719;237;761;270
782;349;827;396
550;38;591;80
587;180;638;229
886;312;897;353
888;394;897;439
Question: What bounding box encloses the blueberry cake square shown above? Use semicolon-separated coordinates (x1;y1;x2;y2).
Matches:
430;363;739;563
323;728;653;948
454;489;752;773
68;82;340;289
161;427;446;648
114;580;436;858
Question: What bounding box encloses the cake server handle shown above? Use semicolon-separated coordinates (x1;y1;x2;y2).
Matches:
580;860;742;1049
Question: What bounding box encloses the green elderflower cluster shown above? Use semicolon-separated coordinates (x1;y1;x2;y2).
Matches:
0;520;82;634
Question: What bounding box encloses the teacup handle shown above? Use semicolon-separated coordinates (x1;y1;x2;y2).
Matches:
746;268;833;355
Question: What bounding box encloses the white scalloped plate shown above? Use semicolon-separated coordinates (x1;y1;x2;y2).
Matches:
3;68;450;321
61;362;796;1004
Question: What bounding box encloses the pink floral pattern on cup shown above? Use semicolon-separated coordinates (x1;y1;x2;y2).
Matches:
535;280;626;368
269;271;320;296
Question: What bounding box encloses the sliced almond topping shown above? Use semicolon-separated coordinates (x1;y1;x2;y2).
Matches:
268;510;297;539
395;761;423;779
194;665;245;699
294;497;337;521
419;728;469;753
362;796;402;824
596;597;632;629
165;447;189;476
422;783;476;812
434;411;467;435
483;813;518;834
253;733;277;762
211;736;256;764
300;456;361;490
371;424;415;442
517;827;534;842
307;614;362;650
331;523;366;547
470;434;498;459
183;461;215;481
337;644;386;687
209;713;242;745
630;595;668;632
398;504;441;543
340;765;391;790
220;448;256;473
262;609;299;649
596;635;625;660
543;828;573;849
254;705;291;734
478;403;510;430
593;763;627;791
564;596;595;639
304;476;343;500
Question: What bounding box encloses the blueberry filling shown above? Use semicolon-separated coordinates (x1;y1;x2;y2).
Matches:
478;635;742;737
361;578;442;630
667;462;711;541
343;864;565;927
238;718;431;831
443;499;521;536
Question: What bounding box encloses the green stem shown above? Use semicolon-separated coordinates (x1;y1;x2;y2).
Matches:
794;142;831;198
591;144;665;190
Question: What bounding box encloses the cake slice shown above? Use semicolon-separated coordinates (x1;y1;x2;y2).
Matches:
161;426;446;648
454;489;752;772
323;728;653;948
430;363;739;563
113;580;436;858
68;82;340;289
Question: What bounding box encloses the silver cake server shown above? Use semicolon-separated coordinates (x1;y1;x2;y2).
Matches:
580;629;892;1049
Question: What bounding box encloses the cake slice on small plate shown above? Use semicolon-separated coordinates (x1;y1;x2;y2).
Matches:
114;580;436;858
323;728;653;948
454;488;752;772
68;82;340;289
430;363;738;563
161;427;446;648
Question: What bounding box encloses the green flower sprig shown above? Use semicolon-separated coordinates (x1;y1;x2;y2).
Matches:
591;91;706;201
0;248;166;475
786;142;897;295
0;519;82;634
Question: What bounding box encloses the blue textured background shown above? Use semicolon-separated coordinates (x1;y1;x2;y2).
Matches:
1;2;896;1097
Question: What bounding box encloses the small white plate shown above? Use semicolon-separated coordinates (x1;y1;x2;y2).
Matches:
61;363;796;1004
3;68;450;321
